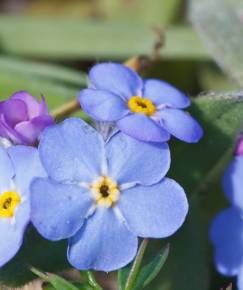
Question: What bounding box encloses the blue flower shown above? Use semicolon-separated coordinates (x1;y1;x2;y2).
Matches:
210;207;243;289
0;145;45;267
79;63;203;143
31;118;188;271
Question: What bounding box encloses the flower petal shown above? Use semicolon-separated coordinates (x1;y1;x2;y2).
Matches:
12;91;43;119
39;118;106;183
8;146;46;195
117;113;170;143
210;208;243;276
15;115;54;145
31;178;92;241
0;99;28;126
237;267;243;290
0;219;25;267
106;132;170;185
0;146;14;191
143;79;190;108
0;197;30;267
79;89;129;121
0;114;26;144
68;208;138;271
158;108;203;143
89;63;143;99
223;156;243;211
119;178;188;238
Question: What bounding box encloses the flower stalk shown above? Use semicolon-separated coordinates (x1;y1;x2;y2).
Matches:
124;238;149;290
81;271;103;290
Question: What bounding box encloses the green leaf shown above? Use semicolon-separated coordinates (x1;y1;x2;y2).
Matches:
31;268;81;290
0;57;89;120
141;244;170;288
118;244;169;290
171;92;243;195
0;56;87;88
0;16;208;60
100;0;181;26
190;0;243;86
43;282;90;290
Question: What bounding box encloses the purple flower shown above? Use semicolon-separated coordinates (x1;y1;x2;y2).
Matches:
234;134;243;156
79;63;203;143
0;91;54;145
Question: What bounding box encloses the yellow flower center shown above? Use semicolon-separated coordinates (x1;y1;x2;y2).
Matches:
90;176;119;207
0;191;21;218
128;96;156;116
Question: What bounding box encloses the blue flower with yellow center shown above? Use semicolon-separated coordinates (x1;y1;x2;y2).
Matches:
0;145;45;267
79;62;203;143
31;118;188;271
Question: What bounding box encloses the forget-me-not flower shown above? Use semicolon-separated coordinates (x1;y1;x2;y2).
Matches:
79;63;203;143
0;145;45;267
31;118;188;271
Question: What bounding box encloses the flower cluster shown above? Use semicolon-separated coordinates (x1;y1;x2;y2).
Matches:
0;63;203;271
210;136;243;290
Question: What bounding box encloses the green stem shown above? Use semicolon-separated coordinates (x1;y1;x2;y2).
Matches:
125;238;149;290
81;271;103;290
51;99;81;120
30;267;50;281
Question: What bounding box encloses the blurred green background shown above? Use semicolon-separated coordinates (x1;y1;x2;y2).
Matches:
0;0;241;289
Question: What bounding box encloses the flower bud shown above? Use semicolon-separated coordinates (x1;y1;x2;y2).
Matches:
0;91;54;145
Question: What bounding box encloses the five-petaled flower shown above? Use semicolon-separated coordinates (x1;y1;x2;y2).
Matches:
31;118;189;271
0;91;54;145
79;63;203;143
0;145;45;267
210;136;243;290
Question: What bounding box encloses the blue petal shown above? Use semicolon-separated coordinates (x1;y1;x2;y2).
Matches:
143;79;190;108
0;201;29;267
237;268;243;290
79;89;128;121
68;208;138;271
223;156;243;211
106;132;170;185
8;145;46;196
118;178;188;238
31;178;93;241
158;108;203;143
117;113;170;143
210;208;243;276
0;146;14;191
0;220;25;266
89;63;143;100
39;118;106;183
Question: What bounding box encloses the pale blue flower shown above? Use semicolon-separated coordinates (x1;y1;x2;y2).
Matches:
31;118;188;271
